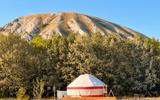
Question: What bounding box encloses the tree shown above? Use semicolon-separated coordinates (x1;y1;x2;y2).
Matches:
0;34;37;97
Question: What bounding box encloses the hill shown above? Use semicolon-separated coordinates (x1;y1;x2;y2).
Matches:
0;12;144;40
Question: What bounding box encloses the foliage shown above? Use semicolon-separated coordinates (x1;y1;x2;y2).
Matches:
33;78;45;99
0;33;160;97
16;87;29;100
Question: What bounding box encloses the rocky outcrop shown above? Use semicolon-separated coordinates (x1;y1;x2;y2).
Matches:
0;12;144;40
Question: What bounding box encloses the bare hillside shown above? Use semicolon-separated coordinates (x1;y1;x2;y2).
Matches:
0;12;144;39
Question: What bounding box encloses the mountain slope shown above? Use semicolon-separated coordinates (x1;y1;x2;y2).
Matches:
0;12;144;40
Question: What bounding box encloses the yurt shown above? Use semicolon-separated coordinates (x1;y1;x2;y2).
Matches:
67;74;107;97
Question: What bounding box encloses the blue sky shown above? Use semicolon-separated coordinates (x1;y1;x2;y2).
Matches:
0;0;160;38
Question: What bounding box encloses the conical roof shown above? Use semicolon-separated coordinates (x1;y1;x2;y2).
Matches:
67;74;105;88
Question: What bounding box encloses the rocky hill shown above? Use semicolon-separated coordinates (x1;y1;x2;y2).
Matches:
0;12;144;40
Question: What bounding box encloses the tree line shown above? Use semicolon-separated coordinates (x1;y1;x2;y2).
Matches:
0;33;160;98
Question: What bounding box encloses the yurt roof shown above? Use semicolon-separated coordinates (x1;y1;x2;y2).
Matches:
67;74;105;87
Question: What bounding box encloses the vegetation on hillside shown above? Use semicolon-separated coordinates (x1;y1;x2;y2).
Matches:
0;33;160;98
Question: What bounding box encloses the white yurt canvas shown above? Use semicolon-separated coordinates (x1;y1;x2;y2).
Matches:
67;74;107;97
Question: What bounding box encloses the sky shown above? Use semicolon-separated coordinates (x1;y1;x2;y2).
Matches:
0;0;160;38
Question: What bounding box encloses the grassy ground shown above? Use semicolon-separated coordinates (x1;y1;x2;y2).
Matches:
1;97;160;100
118;97;160;100
1;98;53;100
62;97;160;100
62;97;117;100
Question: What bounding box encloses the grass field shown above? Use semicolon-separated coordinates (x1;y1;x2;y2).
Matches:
1;97;160;100
62;97;116;100
0;98;55;100
118;97;160;100
61;97;160;100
